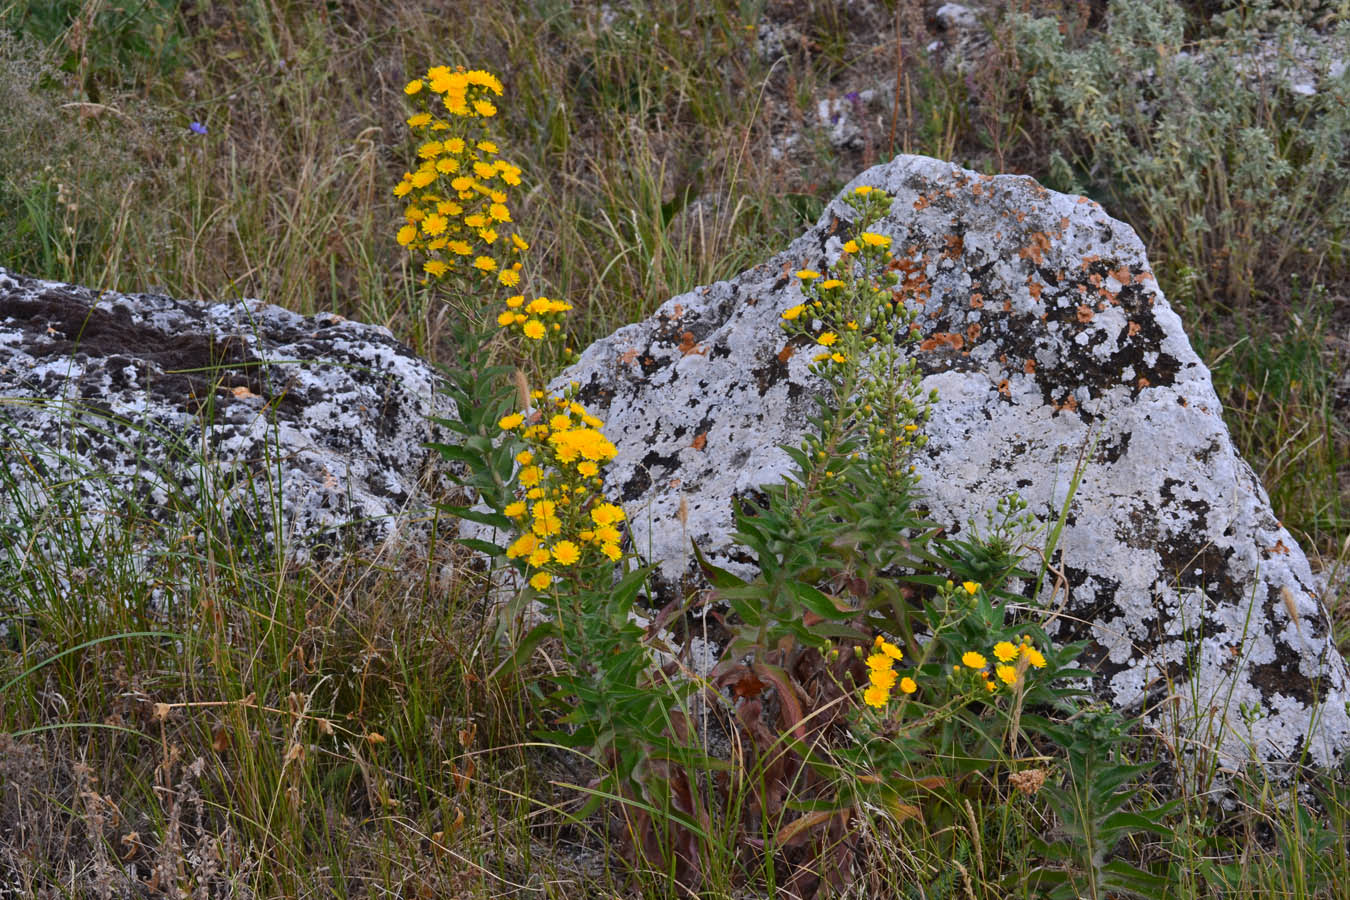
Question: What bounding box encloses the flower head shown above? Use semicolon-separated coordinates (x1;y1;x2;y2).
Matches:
961;651;987;670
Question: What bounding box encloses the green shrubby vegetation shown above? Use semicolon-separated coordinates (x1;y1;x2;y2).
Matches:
1;0;1348;896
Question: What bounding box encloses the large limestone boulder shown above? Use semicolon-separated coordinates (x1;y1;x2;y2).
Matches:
0;268;451;570
561;155;1350;774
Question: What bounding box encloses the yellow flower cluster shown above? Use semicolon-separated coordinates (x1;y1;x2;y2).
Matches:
782;186;899;373
496;294;572;341
499;391;624;589
396;66;526;289
861;636;916;708
958;635;1047;692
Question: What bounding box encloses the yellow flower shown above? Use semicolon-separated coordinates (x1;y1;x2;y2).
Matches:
498;268;521;287
869;667;897;690
410;169;436;188
861;232;891;248
962;581;980;596
899;676;917;694
423;259;448;277
448;240;472;256
417;140;442;159
504;501;526;518
497;310;515;327
515;450;533;465
984;678;997;692
518;465;541;486
489;203;511;222
396;224;417;246
406;112;431;127
421;213;448;236
796;269;821;280
817;332;838;346
527;547;551;567
512;233;529;252
1020;645;1047;669
435;157;459;174
498;413;524;430
473;99;497;117
874;638;903;661
552;541;581;566
853;185;873;195
830;353;846;364
994;641;1019;663
505;294;524;309
506;533;536;558
404;79;424;95
522;320;546;340
961;651;987;670
529;571;551;590
781;304;806;320
531;514;561;537
865;653;894;671
472;256;497;272
821;279;844;290
591;503;625;526
600;543;623;561
477;140;498;154
842;240;859;254
996;664;1019;685
393;179;412;198
863;684;890;708
577;461;599;477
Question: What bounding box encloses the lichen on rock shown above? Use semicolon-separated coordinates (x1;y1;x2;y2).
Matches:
559;154;1350;776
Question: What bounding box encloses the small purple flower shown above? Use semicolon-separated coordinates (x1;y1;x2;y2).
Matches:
189;121;207;135
845;91;860;103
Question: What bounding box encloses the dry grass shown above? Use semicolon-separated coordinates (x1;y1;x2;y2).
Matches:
1;0;1348;896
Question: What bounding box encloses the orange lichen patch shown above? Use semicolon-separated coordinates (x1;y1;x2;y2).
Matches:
691;433;707;451
944;233;964;259
677;331;704;356
919;332;965;352
1127;321;1141;337
1137;376;1150;389
777;343;796;364
966;322;982;343
1002;299;1012;312
1014;210;1027;223
970;292;984;308
1076;305;1094;323
913;194;932;212
672;303;685;317
1270;539;1291;556
1111;265;1133;284
1088;272;1103;287
998;378;1011;398
1027;280;1043;300
1019;232;1051;264
1023;358;1036;374
619;347;640;365
1057;216;1070;235
1056;393;1079;414
230;386;258;399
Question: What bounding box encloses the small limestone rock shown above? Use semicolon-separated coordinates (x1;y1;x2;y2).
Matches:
0;268;453;571
560;154;1350;776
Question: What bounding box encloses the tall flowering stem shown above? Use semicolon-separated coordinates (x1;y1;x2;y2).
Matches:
394;66;572;373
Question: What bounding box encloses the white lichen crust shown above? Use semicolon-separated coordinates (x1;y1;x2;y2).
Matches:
560;154;1350;776
0;267;453;569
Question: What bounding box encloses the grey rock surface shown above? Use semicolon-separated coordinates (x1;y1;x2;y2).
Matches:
0;268;452;569
560;154;1350;774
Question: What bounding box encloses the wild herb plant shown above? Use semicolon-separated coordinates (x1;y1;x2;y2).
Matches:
398;66;1186;895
